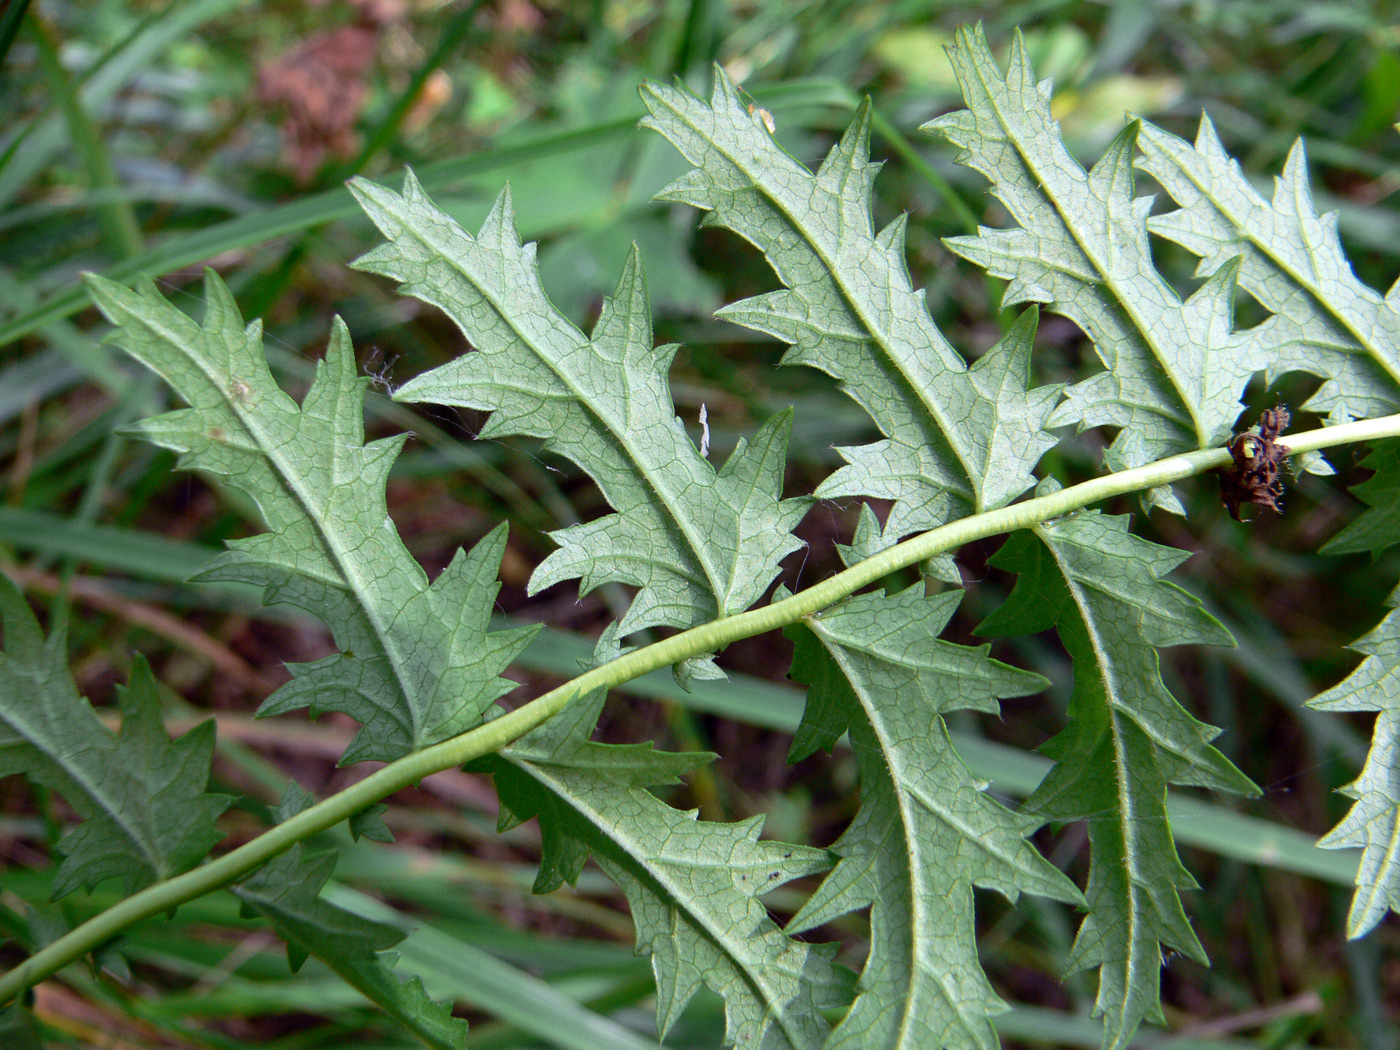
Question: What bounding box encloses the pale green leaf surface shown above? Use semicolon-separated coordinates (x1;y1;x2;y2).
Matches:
0;576;229;896
477;690;845;1050
978;515;1256;1050
785;586;1081;1050
234;788;467;1050
1133;78;1400;946
84;273;537;763
926;27;1257;493
639;72;1059;545
1136;116;1400;421
352;172;807;635
1308;440;1400;936
1308;594;1400;938
834;489;960;584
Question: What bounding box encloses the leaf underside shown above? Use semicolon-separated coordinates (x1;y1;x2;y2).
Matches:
640;66;1061;547
1307;447;1400;937
477;689;846;1050
1128;71;1400;945
785;585;1081;1050
927;26;1260;512
27;13;1400;1050
978;513;1256;1049
1307;594;1400;938
0;575;229;897
85;272;537;764
1136;114;1400;422
233;788;467;1050
353;173;807;638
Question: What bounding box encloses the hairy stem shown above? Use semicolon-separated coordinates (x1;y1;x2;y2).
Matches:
2;413;1394;1003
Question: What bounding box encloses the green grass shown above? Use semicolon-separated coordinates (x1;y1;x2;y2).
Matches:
2;1;1398;1046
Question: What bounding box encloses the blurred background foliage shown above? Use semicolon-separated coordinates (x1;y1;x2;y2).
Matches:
2;0;1400;1047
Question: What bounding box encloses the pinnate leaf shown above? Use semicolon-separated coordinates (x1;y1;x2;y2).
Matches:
978;514;1256;1049
640;71;1060;546
927;26;1258;505
352;173;807;636
0;575;229;896
234;789;467;1050
84;272;537;763
1137;116;1400;422
1320;440;1400;557
785;585;1081;1050
1307;441;1400;935
475;690;845;1049
1133;55;1400;946
1307;590;1400;937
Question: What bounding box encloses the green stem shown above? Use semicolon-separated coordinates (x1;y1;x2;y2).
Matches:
1;413;1395;1004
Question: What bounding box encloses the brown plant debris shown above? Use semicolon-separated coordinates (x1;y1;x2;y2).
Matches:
1218;405;1291;520
257;0;405;184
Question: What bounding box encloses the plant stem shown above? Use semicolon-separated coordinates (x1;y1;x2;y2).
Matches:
2;412;1395;1004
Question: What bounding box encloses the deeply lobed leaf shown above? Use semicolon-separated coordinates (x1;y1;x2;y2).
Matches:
640;70;1060;546
785;585;1082;1050
0;575;229;897
1320;440;1400;557
352;173;807;637
234;788;467;1050
927;26;1259;510
979;513;1257;1049
1130;35;1400;949
39;24;1400;1050
476;689;846;1049
1136;116;1400;422
85;273;537;763
1308;445;1400;935
1307;591;1400;937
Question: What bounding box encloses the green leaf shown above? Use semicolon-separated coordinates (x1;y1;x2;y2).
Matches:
1136;116;1400;422
1307;591;1400;937
0;574;229;896
926;26;1257;498
1136;111;1400;942
978;514;1257;1049
639;72;1060;545
351;172;807;635
234;794;467;1050
0;1003;41;1050
1321;440;1400;557
475;690;845;1049
784;585;1082;1050
84;273;538;763
1136;75;1400;944
1310;442;1400;937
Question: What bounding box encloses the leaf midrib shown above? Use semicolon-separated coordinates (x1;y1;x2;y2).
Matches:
132;306;426;745
1037;523;1154;1047
647;87;984;510
402;216;731;616
1141;131;1400;394
1344;709;1400;936
0;666;160;876
512;754;816;1049
962;47;1208;448
820;639;993;1049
